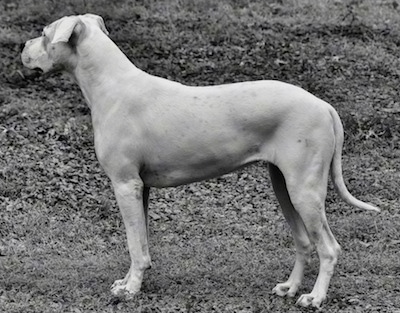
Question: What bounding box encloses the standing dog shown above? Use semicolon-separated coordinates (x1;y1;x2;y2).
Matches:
21;14;379;308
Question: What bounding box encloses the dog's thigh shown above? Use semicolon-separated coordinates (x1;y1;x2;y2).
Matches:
269;163;311;249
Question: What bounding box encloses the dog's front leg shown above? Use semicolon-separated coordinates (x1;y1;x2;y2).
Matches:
110;179;152;297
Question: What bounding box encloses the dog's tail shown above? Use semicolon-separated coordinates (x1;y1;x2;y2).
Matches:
329;107;380;212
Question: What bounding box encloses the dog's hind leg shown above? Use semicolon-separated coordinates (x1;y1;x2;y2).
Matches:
269;163;312;298
281;154;341;309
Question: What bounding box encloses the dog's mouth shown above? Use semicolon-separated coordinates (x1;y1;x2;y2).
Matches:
21;67;45;81
32;67;44;73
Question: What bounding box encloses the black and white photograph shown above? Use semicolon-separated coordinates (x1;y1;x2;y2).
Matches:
1;0;399;312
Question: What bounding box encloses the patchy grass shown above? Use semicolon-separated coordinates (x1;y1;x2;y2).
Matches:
0;0;399;312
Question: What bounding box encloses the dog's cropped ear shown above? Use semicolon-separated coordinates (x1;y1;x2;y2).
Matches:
51;16;85;44
84;14;109;36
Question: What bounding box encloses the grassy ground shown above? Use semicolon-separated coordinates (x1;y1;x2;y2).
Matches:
1;0;400;312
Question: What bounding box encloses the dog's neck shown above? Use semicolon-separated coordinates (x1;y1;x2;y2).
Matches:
70;32;143;109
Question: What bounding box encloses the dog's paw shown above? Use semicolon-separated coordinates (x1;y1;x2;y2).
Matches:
296;293;324;309
111;280;140;299
272;282;298;298
111;279;125;289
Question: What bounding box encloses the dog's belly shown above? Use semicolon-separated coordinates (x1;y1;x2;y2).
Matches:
139;138;265;187
140;155;260;188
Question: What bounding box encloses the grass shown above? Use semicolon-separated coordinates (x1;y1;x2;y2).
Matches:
1;0;400;312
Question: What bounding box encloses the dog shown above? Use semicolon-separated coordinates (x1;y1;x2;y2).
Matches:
21;14;379;308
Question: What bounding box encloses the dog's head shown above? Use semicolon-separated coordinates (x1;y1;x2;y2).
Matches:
21;14;109;74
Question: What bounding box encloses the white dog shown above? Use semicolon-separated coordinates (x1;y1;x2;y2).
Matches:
21;14;379;308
